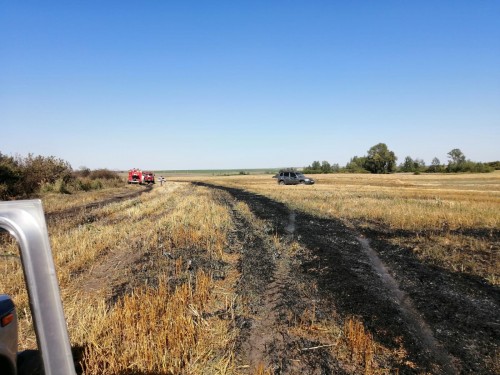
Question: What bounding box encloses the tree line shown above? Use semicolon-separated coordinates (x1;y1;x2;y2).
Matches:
303;143;497;174
0;151;121;200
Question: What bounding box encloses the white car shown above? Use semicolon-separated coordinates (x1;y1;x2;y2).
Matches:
0;294;17;375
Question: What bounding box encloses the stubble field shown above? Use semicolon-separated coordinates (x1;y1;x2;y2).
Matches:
1;172;498;374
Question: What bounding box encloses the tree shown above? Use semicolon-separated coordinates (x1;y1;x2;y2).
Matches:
448;149;466;165
321;161;332;173
427;157;444;173
364;143;397;174
447;148;466;172
0;152;21;199
415;158;426;170
400;156;415;172
303;160;338;174
303;161;322;174
345;156;367;173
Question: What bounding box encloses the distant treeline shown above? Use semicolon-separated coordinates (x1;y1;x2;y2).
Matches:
0;152;122;200
303;143;497;174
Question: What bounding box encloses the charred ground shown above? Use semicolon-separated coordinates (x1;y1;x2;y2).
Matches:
197;182;499;374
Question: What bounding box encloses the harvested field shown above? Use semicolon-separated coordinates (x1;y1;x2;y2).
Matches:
1;173;499;374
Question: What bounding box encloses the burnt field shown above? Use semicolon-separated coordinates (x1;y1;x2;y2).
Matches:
197;181;499;374
1;174;499;374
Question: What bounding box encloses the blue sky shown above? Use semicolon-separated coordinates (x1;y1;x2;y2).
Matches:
1;1;499;170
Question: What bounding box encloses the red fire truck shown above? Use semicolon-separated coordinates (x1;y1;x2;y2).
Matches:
128;169;155;184
142;171;155;184
127;169;143;184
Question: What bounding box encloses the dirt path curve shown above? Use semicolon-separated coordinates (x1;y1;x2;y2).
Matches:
199;182;499;374
73;184;183;303
45;184;153;223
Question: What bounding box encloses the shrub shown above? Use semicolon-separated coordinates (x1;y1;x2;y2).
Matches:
88;168;121;180
91;179;103;190
72;178;93;192
0;184;9;199
0;152;126;198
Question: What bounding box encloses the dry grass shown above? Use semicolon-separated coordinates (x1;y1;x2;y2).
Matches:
1;172;498;373
173;172;500;231
40;185;139;214
288;307;410;374
82;270;214;374
0;182;242;374
173;172;500;284
344;317;375;371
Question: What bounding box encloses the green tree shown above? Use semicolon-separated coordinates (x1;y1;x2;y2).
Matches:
448;149;466;164
303;161;322;174
364;143;397;174
447;148;466;172
426;157;444;173
414;158;426;172
321;161;332;173
400;156;415;172
0;152;21;199
345;156;367;173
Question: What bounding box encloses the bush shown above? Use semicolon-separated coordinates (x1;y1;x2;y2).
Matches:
54;178;71;194
72;178;93;192
0;152;73;199
0;184;9;199
88;169;121;180
447;160;493;173
0;151;125;199
486;161;500;170
91;180;103;190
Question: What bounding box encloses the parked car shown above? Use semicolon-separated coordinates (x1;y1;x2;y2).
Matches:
276;171;315;185
0;294;17;375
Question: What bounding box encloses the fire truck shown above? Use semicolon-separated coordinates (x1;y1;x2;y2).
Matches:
127;169;155;184
142;171;155;184
127;169;143;184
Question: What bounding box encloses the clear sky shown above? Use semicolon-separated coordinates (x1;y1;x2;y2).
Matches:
1;1;499;170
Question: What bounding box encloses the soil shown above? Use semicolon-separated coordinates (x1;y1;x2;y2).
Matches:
17;182;498;374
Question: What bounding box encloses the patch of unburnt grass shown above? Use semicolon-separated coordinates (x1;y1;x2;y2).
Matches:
72;185;242;374
2;183;246;373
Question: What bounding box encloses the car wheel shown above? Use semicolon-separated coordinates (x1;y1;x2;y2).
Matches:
299;180;305;184
279;180;285;185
